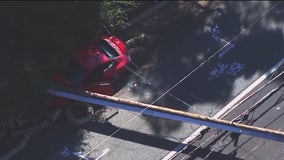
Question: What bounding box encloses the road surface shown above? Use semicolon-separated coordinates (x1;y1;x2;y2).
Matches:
172;67;284;160
10;2;284;160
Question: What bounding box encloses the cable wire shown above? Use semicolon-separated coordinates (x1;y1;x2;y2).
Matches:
81;2;281;159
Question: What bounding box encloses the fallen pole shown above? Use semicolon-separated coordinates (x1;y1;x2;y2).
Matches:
163;57;284;160
47;87;284;143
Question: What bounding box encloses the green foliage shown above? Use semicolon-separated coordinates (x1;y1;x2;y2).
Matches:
100;1;140;28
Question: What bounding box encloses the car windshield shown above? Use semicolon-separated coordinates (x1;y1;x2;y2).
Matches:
63;58;87;87
83;61;116;85
96;39;119;58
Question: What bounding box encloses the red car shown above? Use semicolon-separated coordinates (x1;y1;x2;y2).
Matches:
50;36;129;124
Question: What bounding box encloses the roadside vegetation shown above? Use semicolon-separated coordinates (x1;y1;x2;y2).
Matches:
101;1;140;29
0;0;142;156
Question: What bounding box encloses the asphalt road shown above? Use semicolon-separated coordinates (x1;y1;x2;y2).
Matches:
173;68;284;160
10;2;284;160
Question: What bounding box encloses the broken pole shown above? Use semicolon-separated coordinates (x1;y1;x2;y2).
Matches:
47;87;284;143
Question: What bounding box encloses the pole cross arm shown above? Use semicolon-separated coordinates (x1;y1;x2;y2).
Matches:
47;87;284;143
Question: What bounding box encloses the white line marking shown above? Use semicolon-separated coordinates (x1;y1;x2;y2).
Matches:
162;57;284;160
211;35;235;58
95;148;110;160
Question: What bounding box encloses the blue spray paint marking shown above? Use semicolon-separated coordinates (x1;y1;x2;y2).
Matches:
210;24;235;59
59;146;90;160
209;26;244;77
212;35;235;59
210;62;245;77
210;63;228;77
226;62;245;75
212;35;227;45
210;25;220;35
218;43;234;59
59;147;70;157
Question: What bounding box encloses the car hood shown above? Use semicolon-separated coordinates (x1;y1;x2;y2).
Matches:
73;44;110;72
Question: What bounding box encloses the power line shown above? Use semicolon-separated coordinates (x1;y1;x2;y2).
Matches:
81;1;281;159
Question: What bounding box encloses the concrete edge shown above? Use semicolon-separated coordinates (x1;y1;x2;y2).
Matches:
162;57;284;160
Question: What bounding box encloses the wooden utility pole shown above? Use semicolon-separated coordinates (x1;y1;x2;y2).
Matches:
47;87;284;143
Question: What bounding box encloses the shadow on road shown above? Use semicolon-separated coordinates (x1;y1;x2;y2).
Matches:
10;117;82;160
120;2;284;136
82;121;179;150
82;121;244;160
